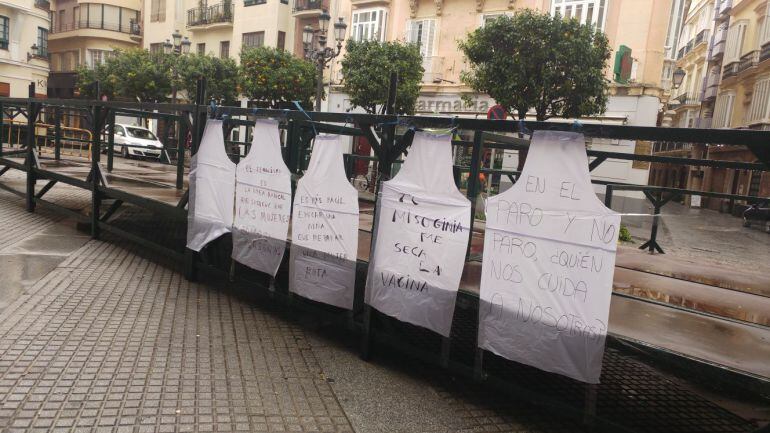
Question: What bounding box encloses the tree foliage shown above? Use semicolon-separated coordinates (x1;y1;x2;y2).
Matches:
340;40;423;114
176;53;239;104
76;48;174;102
238;46;316;108
458;10;610;120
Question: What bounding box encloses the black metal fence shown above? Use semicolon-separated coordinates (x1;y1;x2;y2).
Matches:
0;81;769;432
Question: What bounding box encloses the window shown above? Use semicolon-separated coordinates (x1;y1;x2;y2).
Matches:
665;0;685;59
748;76;770;124
88;49;113;68
351;8;388;42
724;20;747;63
220;41;230;58
150;43;164;55
37;27;48;57
712;92;736;127
151;0;166;22
197;43;205;55
242;31;265;48
73;6;78;27
0;16;8;50
406;19;437;58
480;12;512;26
58;10;65;31
277;31;285;51
550;0;606;32
762;4;770;46
244;0;267;5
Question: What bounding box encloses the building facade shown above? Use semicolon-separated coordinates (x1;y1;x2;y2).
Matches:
142;0;294;61
325;0;674;200
0;0;51;98
651;0;770;212
47;0;143;98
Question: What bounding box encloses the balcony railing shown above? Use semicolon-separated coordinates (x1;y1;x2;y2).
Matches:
718;0;732;15
722;61;739;80
34;0;50;11
187;3;234;28
703;85;718;101
675;93;699;106
293;0;327;13
422;56;444;83
737;50;759;73
52;19;142;36
694;29;710;48
761;41;770;63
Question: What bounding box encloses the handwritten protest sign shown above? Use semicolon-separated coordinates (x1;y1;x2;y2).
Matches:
478;131;620;384
366;132;471;337
232;119;292;276
187;119;236;252
290;134;359;309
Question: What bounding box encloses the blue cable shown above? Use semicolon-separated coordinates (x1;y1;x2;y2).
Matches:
292;101;318;137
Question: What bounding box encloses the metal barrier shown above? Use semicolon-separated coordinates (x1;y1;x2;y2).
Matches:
0;80;769;431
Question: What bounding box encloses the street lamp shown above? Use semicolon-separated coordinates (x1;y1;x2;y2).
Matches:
303;11;347;111
672;67;686;90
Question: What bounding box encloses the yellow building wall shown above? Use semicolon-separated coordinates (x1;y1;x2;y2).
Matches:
0;2;51;97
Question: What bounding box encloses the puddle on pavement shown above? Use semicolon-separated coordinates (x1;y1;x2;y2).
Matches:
0;220;90;313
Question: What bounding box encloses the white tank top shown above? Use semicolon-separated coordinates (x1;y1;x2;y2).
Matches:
232;119;292;276
478;130;621;384
186;120;236;252
366;131;471;338
289;134;360;310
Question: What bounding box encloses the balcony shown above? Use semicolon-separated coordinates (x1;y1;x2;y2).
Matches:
674;92;699;107
722;61;738;80
51;18;142;39
703;84;718;101
292;0;328;17
694;29;710;49
34;0;50;11
187;3;234;29
737;50;759;74
761;41;770;63
697;117;713;129
718;0;732;16
422;56;444;83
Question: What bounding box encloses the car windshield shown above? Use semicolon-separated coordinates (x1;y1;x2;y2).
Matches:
126;127;157;140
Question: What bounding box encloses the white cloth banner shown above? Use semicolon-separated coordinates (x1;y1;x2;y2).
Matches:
478;131;620;384
290;134;359;309
186;119;236;252
366;132;471;337
232;119;292;276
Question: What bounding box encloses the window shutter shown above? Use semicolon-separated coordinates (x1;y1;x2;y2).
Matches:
421;19;436;57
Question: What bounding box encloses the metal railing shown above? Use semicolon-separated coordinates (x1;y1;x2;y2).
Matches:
738;50;760;73
53;18;142;35
187;2;234;27
293;0;328;13
0;84;768;432
722;61;739;80
694;29;710;48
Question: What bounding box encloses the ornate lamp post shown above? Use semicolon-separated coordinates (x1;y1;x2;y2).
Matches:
303;12;347;111
163;29;191;105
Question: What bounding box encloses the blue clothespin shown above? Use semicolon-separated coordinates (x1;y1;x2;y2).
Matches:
571;120;583;132
518;119;530;135
209;100;217;119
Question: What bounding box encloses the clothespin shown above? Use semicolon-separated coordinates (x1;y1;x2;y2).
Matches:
571;120;583;132
518;119;530;135
209;100;217;119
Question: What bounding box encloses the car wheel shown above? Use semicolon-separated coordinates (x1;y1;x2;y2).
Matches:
122;145;129;159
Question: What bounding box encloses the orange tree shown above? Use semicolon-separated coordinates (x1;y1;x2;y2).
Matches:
238;46;317;108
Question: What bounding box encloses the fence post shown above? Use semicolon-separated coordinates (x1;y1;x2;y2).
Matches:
176;112;187;190
0;100;4;157
90;104;103;239
184;77;206;282
648;191;662;254
107;110;115;172
604;184;614;208
54;107;62;160
362;72;398;361
466;130;484;259
25;82;36;212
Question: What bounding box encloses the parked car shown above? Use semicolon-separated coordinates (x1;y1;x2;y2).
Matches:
743;203;770;232
103;124;164;159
